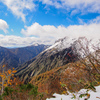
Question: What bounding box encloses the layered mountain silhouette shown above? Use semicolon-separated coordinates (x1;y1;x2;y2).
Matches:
0;46;19;68
0;44;48;68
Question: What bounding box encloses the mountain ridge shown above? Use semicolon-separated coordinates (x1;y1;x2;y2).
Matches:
0;44;48;68
16;37;100;83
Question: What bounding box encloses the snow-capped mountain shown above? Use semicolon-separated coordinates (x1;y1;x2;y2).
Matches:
15;36;100;83
45;37;76;52
14;36;100;100
45;36;99;58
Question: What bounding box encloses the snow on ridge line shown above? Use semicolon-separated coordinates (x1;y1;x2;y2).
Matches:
46;85;100;100
45;37;77;52
44;36;100;54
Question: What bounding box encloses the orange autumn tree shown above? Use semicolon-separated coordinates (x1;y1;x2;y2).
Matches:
0;65;17;94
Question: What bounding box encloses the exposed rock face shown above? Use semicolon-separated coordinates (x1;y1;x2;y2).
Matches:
16;37;79;83
16;37;100;83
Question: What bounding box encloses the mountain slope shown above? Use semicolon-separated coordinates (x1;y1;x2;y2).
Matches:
30;59;100;99
0;46;19;68
10;44;49;65
16;47;78;82
16;37;100;83
0;44;48;68
16;37;80;82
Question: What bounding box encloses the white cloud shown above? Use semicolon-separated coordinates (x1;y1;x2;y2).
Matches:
78;18;85;24
5;13;8;16
0;22;100;47
0;34;40;47
91;16;100;23
71;10;79;16
40;0;62;8
1;0;100;22
0;23;100;47
0;0;36;22
0;19;9;33
21;22;100;46
11;29;14;32
40;0;100;14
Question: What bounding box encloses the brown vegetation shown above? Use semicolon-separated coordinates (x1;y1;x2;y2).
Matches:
30;58;100;99
1;37;100;100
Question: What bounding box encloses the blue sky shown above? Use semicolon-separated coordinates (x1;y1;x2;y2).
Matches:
0;0;100;47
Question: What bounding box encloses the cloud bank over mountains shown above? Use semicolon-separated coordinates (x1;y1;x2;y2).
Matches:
21;22;100;40
0;0;100;47
0;21;100;47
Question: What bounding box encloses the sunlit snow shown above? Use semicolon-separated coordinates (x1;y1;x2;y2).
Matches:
46;85;100;100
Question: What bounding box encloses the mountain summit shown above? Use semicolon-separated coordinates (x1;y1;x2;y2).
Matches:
16;36;99;83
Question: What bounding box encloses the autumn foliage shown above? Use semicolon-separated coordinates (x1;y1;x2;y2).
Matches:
0;65;17;94
0;37;99;99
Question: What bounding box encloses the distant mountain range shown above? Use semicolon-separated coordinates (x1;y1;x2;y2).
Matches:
0;44;49;68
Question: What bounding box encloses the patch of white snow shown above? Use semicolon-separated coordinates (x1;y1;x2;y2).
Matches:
46;85;100;100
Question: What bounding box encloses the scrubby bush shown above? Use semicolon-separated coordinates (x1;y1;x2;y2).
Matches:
0;83;43;100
